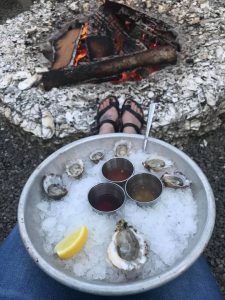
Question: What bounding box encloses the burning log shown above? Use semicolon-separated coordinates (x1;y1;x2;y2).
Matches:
42;46;177;90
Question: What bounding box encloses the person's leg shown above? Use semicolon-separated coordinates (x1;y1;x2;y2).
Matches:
148;256;223;300
97;96;120;134
0;225;223;300
97;96;145;135
121;98;145;134
0;225;92;300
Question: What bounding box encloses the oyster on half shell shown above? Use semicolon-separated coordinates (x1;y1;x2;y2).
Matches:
143;156;174;172
107;219;148;272
66;159;84;178
143;158;169;172
161;171;191;188
43;174;68;200
89;149;105;164
113;140;131;157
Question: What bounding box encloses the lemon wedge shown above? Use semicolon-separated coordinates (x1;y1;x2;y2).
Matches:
54;225;88;259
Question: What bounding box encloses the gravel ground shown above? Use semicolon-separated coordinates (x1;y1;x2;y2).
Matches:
0;0;225;297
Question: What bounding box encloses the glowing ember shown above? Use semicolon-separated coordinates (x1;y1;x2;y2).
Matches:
112;70;143;84
149;42;158;48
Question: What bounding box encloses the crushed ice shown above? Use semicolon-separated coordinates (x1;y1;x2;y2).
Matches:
36;150;197;282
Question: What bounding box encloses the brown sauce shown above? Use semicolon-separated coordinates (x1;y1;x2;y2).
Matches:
105;168;131;181
92;194;123;212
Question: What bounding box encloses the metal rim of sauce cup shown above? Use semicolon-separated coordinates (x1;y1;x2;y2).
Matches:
125;172;163;206
101;157;134;185
88;182;125;214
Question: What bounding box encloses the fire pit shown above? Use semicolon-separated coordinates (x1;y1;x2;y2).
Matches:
42;1;179;89
0;0;224;140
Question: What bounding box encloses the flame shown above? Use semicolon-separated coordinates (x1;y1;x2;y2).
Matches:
80;22;89;40
74;49;87;66
74;23;89;66
72;21;160;82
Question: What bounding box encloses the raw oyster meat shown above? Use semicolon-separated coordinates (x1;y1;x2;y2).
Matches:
113;140;131;157
43;174;67;200
89;149;104;164
66;159;84;178
107;219;148;272
161;171;191;188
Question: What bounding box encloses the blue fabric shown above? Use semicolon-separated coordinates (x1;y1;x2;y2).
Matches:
0;225;223;300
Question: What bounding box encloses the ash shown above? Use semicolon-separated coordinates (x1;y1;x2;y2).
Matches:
0;0;225;140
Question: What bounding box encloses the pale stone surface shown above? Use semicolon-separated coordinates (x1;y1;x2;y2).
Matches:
0;0;224;140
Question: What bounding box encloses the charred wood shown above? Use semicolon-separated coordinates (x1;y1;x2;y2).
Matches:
52;28;81;70
42;46;177;90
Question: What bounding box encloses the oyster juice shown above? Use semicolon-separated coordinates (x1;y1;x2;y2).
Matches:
132;185;156;202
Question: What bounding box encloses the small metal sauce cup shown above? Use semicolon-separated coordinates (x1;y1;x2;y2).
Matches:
88;182;125;214
102;157;134;185
125;173;163;206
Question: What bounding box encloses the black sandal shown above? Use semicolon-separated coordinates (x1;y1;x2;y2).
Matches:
121;98;145;134
96;95;120;132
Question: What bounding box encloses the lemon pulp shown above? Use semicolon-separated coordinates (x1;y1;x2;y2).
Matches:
54;225;88;259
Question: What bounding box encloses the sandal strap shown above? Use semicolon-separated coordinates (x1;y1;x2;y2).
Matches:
98;119;118;131
97;96;119;123
121;122;141;134
121;99;145;125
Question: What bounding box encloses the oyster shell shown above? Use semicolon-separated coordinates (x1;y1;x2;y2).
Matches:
161;171;191;188
113;140;131;157
107;219;148;272
143;158;173;172
18;74;42;90
43;174;68;200
89;149;104;164
66;159;84;178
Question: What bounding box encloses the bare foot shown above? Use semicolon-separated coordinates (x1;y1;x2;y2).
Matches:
122;99;144;134
98;96;119;134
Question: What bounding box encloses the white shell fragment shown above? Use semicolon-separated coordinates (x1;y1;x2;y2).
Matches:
161;171;191;189
41;111;55;139
143;158;173;172
114;140;131;157
107;219;148;272
0;74;12;89
43;174;68;200
66;159;84;178
89;149;105;164
35;67;49;74
13;71;31;81
18;74;42;90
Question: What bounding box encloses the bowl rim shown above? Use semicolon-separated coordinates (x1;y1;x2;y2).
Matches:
18;133;215;296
